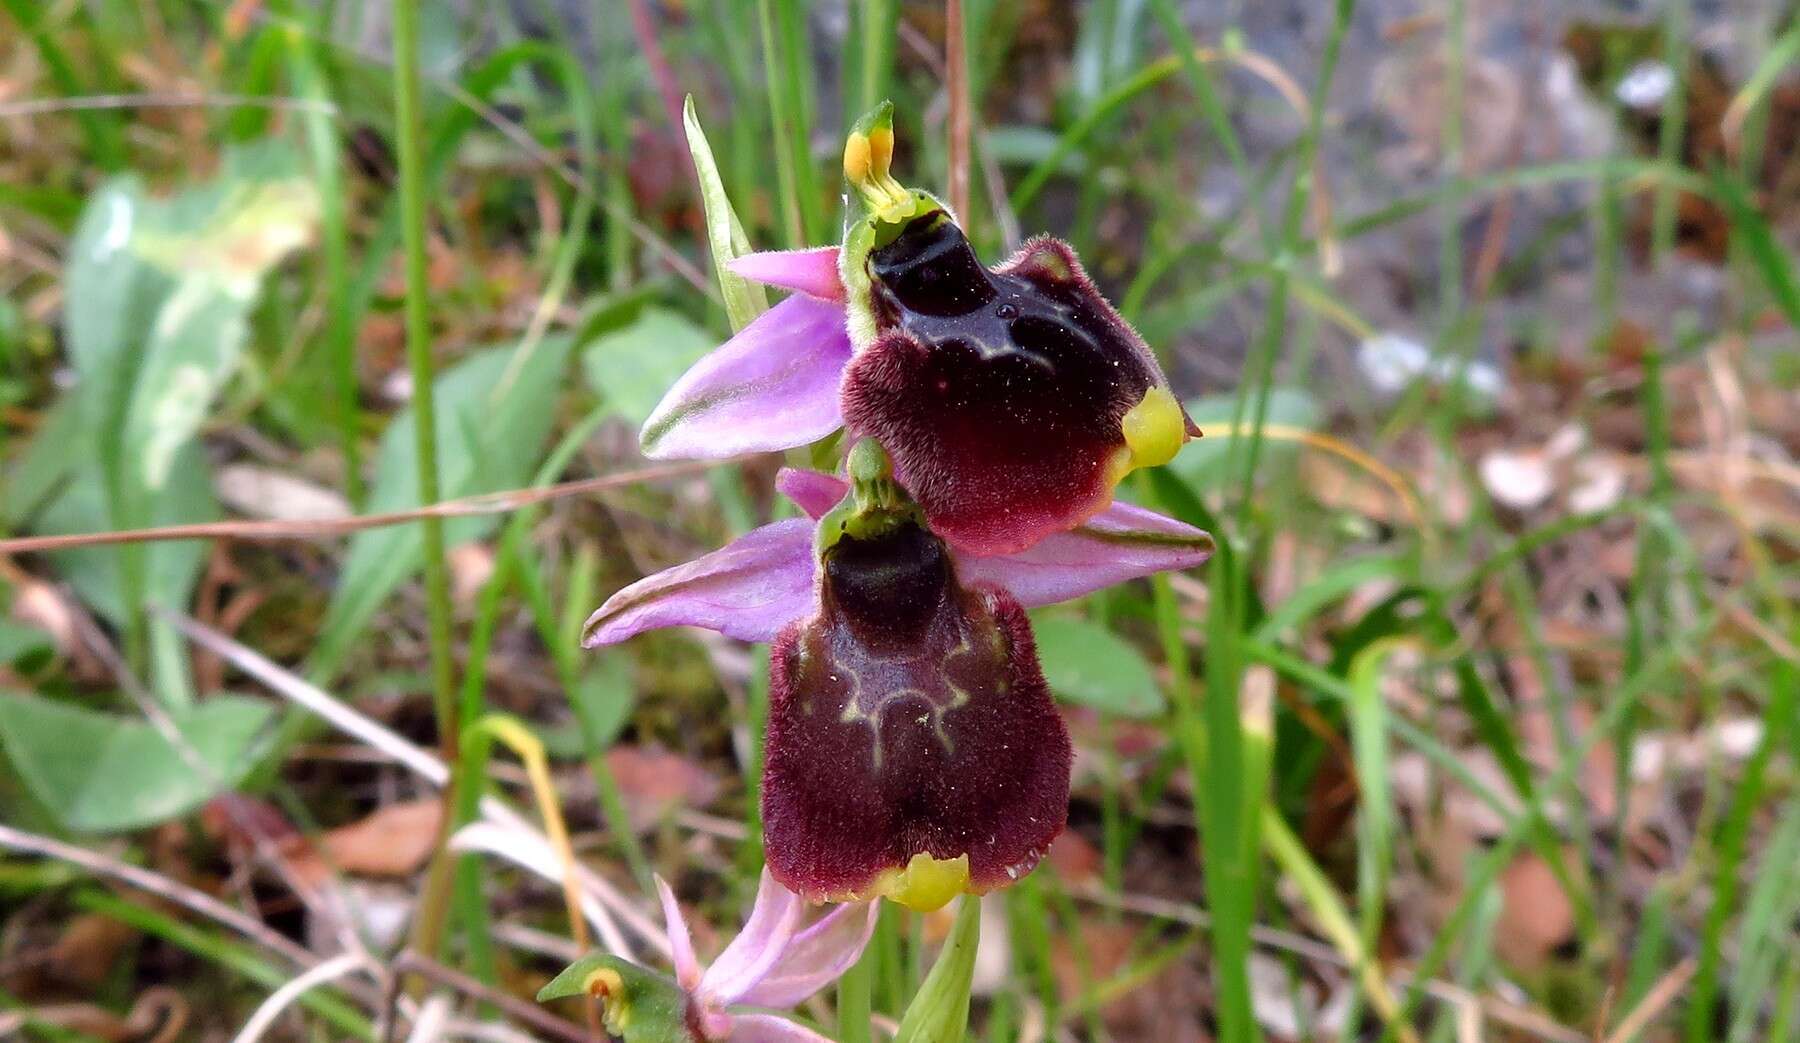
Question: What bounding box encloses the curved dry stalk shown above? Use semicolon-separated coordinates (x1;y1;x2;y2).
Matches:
0;459;724;555
157;609;670;959
231;951;371;1043
0;823;317;969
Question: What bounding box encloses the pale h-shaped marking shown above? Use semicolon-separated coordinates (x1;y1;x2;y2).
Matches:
834;628;979;770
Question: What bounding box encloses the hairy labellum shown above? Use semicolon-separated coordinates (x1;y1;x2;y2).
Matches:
842;216;1197;555
762;520;1070;910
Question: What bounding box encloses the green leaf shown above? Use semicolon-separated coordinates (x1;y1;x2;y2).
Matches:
1170;387;1319;491
895;896;981;1043
64;141;320;494
3;392;87;528
0;691;272;833
0;621;51;668
1030;615;1165;719
570;655;637;751
313;337;573;677
683;95;768;332
32;440;219;626
581;308;715;428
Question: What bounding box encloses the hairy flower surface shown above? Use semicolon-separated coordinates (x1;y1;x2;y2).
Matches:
583;449;1207;910
762;518;1070;909
844;218;1198;554
538;869;876;1043
637;104;1196;555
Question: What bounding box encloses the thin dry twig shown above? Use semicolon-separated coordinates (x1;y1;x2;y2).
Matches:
945;0;972;221
157;609;668;959
230;951;371;1043
0;458;724;554
1601;957;1696;1043
1071;884;1587;1043
387;952;591;1043
0;823;317;969
0;93;337;119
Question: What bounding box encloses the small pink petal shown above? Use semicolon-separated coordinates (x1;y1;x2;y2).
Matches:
725;1012;839;1043
735;900;879;1009
582;519;818;646
701;869;805;1007
640;294;852;460
774;468;847;520
957;499;1213;607
655;875;703;992
728;247;846;302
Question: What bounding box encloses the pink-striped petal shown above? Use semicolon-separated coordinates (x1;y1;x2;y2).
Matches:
655;875;703;992
725;1013;839;1043
727;247;846;302
581;519;817;646
957;499;1213;607
734;901;879;1009
774;468;847;520
701;870;805;1007
640;294;853;460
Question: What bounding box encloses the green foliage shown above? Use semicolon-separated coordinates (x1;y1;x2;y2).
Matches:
581;308;716;427
313;337;573;677
1031;614;1165;718
0;691;271;832
1168;388;1319;491
32;441;218;626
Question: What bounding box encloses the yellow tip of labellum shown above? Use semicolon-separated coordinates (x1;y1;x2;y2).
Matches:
1120;385;1188;471
874;852;971;912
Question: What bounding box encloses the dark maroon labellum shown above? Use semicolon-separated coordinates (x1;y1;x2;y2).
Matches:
762;520;1070;903
844;222;1194;556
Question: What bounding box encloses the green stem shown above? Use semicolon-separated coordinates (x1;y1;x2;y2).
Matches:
837;943;874;1043
392;0;459;959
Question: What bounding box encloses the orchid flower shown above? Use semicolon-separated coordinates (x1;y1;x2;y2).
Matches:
585;443;1211;910
640;103;1200;556
539;869;878;1043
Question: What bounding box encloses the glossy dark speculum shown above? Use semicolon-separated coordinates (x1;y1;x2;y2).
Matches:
844;218;1186;556
761;520;1070;902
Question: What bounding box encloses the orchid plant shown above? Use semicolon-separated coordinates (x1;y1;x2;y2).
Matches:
540;870;877;1042
545;101;1209;1039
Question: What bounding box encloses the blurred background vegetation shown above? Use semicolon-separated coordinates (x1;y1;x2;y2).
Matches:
1;0;1798;1040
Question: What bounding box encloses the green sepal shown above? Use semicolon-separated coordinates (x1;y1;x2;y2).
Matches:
894;896;982;1043
538;954;692;1043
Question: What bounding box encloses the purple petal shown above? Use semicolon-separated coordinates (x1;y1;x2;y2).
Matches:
735;901;879;1009
775;468;847;520
725;1013;839;1043
702;869;805;1007
655;875;703;991
727;248;845;302
640;294;853;459
582;520;818;646
957;500;1213;607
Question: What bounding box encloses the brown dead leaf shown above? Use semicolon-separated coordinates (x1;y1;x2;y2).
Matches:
605;746;723;831
43;914;138;991
1046;830;1101;886
1050;919;1207;1043
1496;852;1578;971
448;542;497;607
316;799;444;879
